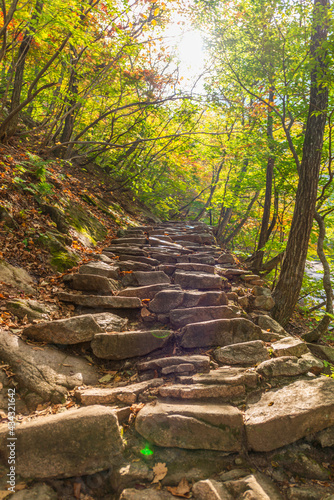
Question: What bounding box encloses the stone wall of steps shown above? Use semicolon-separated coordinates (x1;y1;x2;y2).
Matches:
0;221;333;499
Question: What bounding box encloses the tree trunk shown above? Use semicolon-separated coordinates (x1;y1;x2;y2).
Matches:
251;90;275;270
272;0;329;326
5;1;44;138
302;211;333;342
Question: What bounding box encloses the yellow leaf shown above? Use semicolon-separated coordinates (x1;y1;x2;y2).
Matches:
152;462;168;483
151;19;157;26
154;8;159;16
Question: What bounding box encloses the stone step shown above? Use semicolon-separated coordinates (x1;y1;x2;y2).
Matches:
118;260;154;272
180;255;216;265
0;329;99;405
149;237;186;250
137;355;210;375
111;237;148;245
213;340;270;366
75;379;163;406
169;233;215;245
245;377;334;451
170;305;238;329
158;262;216;275
159;383;245;400
118;254;160;266
271;336;309;357
181;318;262;348
148;289;228;314
78;261;120;279
58;292;141;309
255;355;323;378
66;273;120;293
118;284;181;299
174;270;222;290
183;366;258;388
121;270;170;287
0;406;123;479
135;401;244;451
91;329;173;360
23;312;128;344
103;246;148;256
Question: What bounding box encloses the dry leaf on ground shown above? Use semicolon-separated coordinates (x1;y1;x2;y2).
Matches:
167;478;191;498
152;462;168;483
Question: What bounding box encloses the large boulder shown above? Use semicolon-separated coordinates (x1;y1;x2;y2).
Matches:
174;271;222;290
214;340;270;366
78;261;120;279
181;318;262;349
0;329;99;405
68;273;119;293
0;405;124;479
22;313;127;344
135;401;244;451
58;292;141;309
91;329;173;360
245;377;334;451
170;306;237;329
0;259;36;294
121;271;170;287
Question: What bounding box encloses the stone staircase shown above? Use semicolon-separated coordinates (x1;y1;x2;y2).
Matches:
0;221;334;499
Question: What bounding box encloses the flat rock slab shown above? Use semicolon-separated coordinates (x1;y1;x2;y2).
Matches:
111;237;148;245
68;273;119;293
214;340;270;366
257;314;287;335
188;255;216;265
137;355;210;373
0;259;36;294
189;366;258;388
75;379;163;405
78;261;120;279
135;401;244;451
170;305;237;329
120;489;174;500
23;313;127;344
192;479;232;500
91;330;173;360
104;246;148;256
181;318;262;349
222;473;283;500
118;260;154;271
119;255;160;266
0;405;123;479
174;270;222;290
122;271;170;287
272;336;309;357
58;292;141;309
0;329;99;404
148;290;228;314
245;377;334;451
118;284;181;299
256;355;321;378
159;263;216;274
159;383;245;400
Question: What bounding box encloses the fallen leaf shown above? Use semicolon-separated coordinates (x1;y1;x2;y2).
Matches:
167;477;191;498
152;462;168;483
99;374;112;383
0;491;11;499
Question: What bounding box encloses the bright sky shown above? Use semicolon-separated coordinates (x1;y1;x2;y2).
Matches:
163;22;206;91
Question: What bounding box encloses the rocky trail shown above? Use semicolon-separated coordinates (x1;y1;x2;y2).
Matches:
0;221;334;499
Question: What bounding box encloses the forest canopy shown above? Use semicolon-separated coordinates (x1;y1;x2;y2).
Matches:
1;0;334;329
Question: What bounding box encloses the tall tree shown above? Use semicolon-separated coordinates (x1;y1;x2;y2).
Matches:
272;0;330;325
